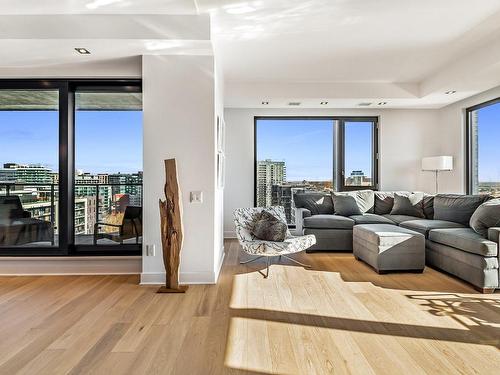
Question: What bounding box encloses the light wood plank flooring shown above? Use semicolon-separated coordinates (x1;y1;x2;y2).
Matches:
0;239;499;374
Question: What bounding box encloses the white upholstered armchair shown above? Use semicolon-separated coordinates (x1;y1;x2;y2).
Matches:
233;206;316;278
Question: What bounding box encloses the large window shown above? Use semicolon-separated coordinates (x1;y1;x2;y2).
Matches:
255;117;378;224
0;80;142;256
467;98;500;197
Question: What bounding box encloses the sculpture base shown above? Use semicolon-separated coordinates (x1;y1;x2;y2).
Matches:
157;285;189;294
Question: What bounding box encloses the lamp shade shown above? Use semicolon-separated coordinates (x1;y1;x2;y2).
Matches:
422;156;453;171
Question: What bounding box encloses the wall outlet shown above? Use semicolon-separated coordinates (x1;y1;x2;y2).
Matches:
190;191;203;203
146;244;156;256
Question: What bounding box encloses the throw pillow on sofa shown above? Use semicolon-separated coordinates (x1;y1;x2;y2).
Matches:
294;192;334;215
390;192;425;218
332;190;374;215
470;198;500;237
434;194;489;226
331;193;363;216
251;210;288;242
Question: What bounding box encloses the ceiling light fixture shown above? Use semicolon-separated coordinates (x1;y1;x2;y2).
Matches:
262;101;269;105
320;101;328;105
378;102;387;105
75;48;91;55
445;90;456;95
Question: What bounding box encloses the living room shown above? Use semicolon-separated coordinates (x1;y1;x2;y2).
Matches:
0;1;499;374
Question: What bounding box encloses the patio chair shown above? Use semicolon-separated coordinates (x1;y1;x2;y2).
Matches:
93;205;142;245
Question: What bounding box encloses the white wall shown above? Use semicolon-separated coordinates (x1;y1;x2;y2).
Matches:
223;108;442;237
437;85;500;193
142;54;222;284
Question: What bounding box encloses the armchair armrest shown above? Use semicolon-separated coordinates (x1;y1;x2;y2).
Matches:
294;208;311;235
487;227;500;244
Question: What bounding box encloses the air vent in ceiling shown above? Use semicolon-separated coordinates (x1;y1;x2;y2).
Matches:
358;102;372;106
288;102;301;106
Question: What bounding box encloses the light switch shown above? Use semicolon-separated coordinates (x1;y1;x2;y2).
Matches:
146;244;156;256
190;191;203;203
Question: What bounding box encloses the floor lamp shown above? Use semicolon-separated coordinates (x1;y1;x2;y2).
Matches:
422;156;453;194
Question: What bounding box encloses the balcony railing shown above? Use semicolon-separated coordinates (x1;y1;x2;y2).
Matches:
0;182;142;247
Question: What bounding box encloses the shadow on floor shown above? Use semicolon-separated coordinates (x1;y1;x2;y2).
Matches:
230;306;500;349
236;245;488;294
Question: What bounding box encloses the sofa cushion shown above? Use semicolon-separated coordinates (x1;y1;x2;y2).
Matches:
303;214;355;229
332;193;362;216
426;240;499;270
349;213;395;225
428;228;498;256
423;194;435;219
399;219;465;238
332;190;374;214
383;214;424;224
294;192;334;215
390;192;425;218
433;194;489;226
469;198;500;237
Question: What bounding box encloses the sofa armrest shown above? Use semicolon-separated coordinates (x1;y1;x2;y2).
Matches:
487;227;500;244
294;208;311;235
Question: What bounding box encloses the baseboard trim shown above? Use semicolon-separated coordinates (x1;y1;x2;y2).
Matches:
224;231;236;239
0;256;142;276
214;247;225;283
140;270;219;285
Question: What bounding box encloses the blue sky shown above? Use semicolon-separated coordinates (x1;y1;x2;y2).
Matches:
0;110;142;174
256;119;372;181
477;103;500;182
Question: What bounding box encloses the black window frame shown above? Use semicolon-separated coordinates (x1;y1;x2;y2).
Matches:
0;79;142;257
465;96;500;194
253;116;379;206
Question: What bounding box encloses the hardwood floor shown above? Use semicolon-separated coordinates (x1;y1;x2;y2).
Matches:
0;239;499;374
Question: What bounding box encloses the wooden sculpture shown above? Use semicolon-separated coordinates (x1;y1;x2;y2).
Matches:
158;159;188;293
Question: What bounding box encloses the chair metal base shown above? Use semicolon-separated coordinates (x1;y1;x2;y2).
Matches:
240;253;311;278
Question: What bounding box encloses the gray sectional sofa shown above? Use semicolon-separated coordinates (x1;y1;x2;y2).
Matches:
294;190;499;293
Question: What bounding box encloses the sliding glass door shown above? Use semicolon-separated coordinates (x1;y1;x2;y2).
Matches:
254;117;378;224
74;88;143;249
0;88;60;251
0;80;142;256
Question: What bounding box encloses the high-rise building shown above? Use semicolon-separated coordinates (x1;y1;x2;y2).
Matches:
256;160;286;207
75;172;112;215
0;163;53;184
271;184;308;223
345;170;372;186
109;172;143;208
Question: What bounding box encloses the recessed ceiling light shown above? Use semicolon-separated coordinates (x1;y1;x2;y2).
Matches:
378;102;387;105
320;101;328;105
261;101;269;105
75;48;91;55
445;90;456;95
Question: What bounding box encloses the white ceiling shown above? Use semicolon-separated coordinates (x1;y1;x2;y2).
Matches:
1;0;500;108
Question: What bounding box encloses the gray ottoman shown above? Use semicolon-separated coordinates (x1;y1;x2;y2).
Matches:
353;224;425;273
